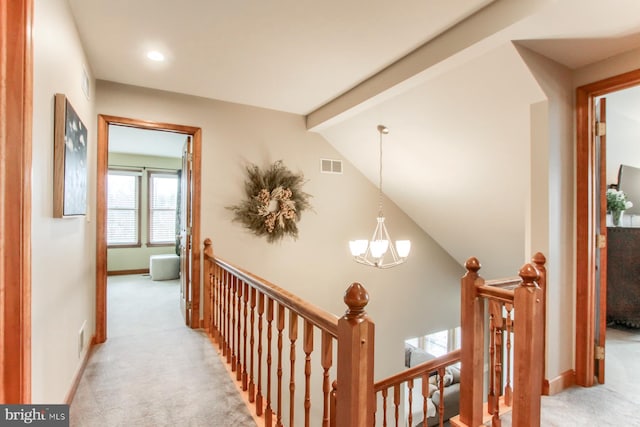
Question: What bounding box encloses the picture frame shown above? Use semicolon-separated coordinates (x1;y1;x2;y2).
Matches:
53;93;88;217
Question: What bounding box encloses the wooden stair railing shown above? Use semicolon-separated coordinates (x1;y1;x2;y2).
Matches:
203;238;375;427
204;238;545;427
452;253;546;427
373;349;461;427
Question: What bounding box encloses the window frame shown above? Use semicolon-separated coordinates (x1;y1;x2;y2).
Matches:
106;168;142;248
147;169;180;247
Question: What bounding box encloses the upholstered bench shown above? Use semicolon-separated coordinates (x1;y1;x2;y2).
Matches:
149;254;180;281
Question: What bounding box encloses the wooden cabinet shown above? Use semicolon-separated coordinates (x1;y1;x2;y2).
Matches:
606;227;640;327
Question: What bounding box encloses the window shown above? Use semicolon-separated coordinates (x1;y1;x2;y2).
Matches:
406;327;461;358
107;170;140;246
148;172;179;245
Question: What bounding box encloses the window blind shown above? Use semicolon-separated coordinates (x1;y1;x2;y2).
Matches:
107;171;140;245
149;173;178;244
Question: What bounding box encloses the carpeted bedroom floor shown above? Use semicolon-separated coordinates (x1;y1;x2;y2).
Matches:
69;274;257;427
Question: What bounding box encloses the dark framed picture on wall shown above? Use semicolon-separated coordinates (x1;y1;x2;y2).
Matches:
53;93;88;217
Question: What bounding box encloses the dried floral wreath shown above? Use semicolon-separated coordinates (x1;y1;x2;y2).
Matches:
228;161;312;243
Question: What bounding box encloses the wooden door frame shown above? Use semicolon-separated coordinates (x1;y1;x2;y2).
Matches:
0;0;33;403
96;115;202;343
575;68;640;386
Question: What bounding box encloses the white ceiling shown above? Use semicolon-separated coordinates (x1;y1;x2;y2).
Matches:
108;125;186;158
68;0;640;276
68;0;640;116
68;0;494;114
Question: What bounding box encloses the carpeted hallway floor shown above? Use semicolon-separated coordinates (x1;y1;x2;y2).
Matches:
69;274;257;427
71;274;639;426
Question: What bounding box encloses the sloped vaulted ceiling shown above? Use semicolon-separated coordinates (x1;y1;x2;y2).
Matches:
318;43;545;278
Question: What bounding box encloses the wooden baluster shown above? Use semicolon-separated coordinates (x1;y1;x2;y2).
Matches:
213;264;220;345
504;303;513;406
393;384;400;427
330;381;337;427
381;388;388;427
236;279;243;379
231;276;237;369
407;378;414;427
488;307;496;414
221;269;227;344
276;303;285;427
289;312;298;427
203;239;213;334
438;367;445;427
213;265;219;341
321;331;333;427
303;320;313;427
489;299;503;425
421;373;429;427
374;388;377;425
211;264;216;337
218;269;223;349
225;271;232;361
336;283;375;427
459;257;485;427
256;292;265;416
219;270;229;356
532;252;547;394
242;282;249;389
493;324;503;427
512;263;544;427
214;264;220;340
265;298;274;427
249;287;257;402
208;263;214;333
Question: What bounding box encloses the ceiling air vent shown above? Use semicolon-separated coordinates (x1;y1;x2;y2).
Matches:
320;159;343;174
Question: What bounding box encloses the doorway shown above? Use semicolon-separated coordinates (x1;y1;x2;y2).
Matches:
576;68;640;387
96;115;202;343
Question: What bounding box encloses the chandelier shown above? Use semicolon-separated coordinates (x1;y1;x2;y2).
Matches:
349;125;411;268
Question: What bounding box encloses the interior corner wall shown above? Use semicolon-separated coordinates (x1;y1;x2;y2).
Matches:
515;46;575;381
32;0;96;403
95;80;464;379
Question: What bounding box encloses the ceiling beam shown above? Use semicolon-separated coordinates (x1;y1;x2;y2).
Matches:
306;0;554;131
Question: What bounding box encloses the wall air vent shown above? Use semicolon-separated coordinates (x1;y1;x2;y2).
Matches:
320;158;343;174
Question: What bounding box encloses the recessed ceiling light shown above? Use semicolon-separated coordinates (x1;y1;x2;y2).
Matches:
146;51;165;62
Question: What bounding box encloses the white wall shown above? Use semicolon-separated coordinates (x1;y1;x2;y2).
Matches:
516;46;575;381
32;0;96;403
514;44;640;383
96;81;464;379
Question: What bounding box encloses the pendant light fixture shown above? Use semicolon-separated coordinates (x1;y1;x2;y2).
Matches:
349;125;411;268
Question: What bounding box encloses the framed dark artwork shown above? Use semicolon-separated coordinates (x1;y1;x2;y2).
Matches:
54;93;88;217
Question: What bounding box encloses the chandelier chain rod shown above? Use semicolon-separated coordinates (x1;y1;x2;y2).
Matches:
378;127;383;217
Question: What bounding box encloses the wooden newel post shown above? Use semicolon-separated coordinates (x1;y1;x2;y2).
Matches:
459;257;484;427
512;263;543;427
336;282;375;427
531;252;547;393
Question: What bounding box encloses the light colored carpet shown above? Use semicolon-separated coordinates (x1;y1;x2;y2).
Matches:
499;325;640;426
70;274;257;427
